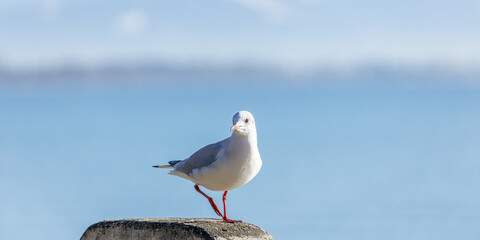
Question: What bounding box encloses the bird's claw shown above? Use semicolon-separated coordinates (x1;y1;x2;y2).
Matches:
220;218;242;223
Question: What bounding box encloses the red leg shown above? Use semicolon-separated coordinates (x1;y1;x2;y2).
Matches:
194;185;223;217
221;191;242;223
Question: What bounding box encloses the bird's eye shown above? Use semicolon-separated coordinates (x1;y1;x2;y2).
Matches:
245;119;249;123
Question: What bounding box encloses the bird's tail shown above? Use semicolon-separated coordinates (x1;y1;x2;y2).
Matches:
152;160;182;170
152;165;174;169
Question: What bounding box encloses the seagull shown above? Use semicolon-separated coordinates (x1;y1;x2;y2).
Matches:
153;111;262;223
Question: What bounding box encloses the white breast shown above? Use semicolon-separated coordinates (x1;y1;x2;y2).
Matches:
190;135;262;191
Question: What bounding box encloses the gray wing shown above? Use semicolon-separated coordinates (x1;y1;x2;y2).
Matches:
174;138;229;175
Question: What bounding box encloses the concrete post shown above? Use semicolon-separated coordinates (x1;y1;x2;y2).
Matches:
81;218;274;240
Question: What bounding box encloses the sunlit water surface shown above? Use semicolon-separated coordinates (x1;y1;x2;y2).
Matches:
1;82;480;239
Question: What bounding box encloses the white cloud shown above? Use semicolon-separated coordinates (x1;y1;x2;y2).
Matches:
299;0;324;5
230;0;292;23
114;10;148;35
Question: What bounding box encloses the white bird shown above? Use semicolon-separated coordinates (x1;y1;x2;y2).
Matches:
153;110;262;223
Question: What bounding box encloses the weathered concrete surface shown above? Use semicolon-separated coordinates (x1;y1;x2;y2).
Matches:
81;218;274;240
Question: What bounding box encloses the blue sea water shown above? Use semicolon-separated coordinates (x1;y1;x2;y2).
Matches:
1;82;480;239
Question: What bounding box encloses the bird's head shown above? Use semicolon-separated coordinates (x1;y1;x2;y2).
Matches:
230;111;256;136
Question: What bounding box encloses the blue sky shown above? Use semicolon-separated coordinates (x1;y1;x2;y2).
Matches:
1;0;480;69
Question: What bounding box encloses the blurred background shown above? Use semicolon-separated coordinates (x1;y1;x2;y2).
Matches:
1;0;480;239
